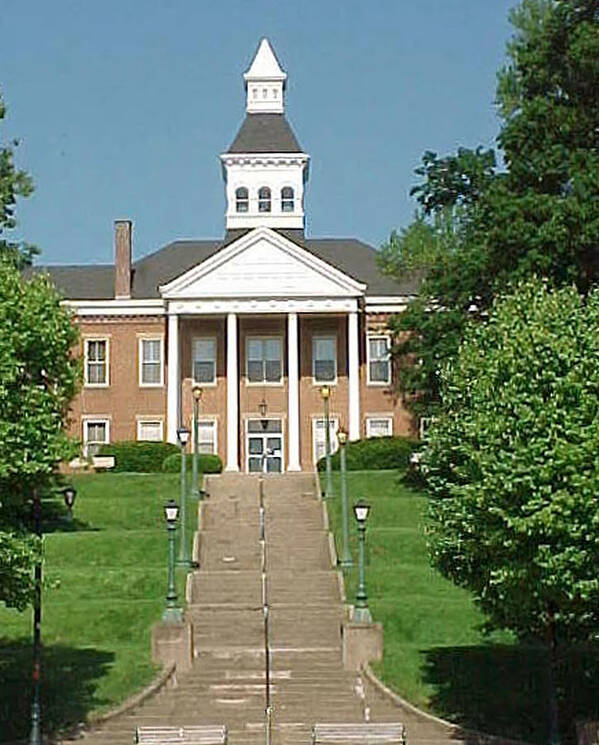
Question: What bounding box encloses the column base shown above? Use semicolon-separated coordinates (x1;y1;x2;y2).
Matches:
152;619;194;672
287;464;302;472
342;620;383;670
225;465;240;472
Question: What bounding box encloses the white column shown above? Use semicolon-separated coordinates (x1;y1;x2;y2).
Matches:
226;312;239;471
348;311;361;441
167;312;180;444
287;312;301;471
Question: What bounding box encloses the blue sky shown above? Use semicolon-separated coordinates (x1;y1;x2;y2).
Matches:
2;0;515;265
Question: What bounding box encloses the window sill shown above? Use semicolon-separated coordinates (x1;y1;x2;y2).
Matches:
84;383;110;389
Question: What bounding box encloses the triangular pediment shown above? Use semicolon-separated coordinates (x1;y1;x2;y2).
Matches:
160;228;366;299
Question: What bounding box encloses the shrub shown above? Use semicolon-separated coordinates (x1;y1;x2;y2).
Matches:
316;435;418;472
97;441;180;473
161;453;223;474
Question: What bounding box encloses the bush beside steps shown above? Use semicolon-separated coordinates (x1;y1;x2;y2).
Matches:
316;435;419;472
97;441;223;474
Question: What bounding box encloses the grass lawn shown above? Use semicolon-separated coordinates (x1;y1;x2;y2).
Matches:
0;472;193;742
327;470;599;745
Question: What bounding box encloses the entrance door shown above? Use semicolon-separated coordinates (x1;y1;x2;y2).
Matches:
247;419;284;473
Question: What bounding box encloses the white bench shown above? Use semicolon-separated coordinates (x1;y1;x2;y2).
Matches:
312;723;406;745
135;726;227;745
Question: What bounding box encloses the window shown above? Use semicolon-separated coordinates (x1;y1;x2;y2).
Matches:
312;417;339;464
419;417;432;440
367;335;391;385
85;339;108;386
246;337;282;383
235;187;249;213
366;416;393;439
83;419;109;457
139;338;163;386
193;338;216;384
312;336;336;383
137;419;164;442
258;186;271;212
281;187;294;212
197;419;217;454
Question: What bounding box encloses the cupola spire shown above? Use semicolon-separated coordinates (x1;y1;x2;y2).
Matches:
244;38;287;114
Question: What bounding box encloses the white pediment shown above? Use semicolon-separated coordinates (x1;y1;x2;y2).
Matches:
160;227;366;300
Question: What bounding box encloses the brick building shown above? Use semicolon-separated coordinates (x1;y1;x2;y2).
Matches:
36;39;418;473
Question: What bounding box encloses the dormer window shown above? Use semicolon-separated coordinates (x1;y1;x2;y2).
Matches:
258;187;271;212
235;187;249;213
281;187;294;212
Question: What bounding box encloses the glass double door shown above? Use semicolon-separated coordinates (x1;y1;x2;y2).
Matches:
247;419;283;473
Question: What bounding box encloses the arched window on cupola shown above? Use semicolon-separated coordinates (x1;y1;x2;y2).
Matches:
235;187;249;213
258;187;271;213
281;187;294;212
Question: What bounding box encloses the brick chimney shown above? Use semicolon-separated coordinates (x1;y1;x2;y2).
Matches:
114;220;132;299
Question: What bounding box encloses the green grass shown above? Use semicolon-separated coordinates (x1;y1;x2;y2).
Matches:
0;472;194;742
327;470;599;745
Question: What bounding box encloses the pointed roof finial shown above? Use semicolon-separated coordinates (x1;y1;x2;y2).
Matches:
244;38;287;114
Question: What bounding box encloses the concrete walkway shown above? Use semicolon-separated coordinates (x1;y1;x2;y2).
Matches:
69;473;467;745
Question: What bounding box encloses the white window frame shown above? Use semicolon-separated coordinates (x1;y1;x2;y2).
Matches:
312;334;337;385
365;415;394;439
192;337;217;387
245;417;285;474
419;417;432;440
84;337;109;388
194;417;218;455
312;416;339;465
245;335;283;386
82;417;110;457
138;336;164;388
136;418;164;442
367;334;391;386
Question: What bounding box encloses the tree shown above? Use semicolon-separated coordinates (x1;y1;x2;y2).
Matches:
0;259;80;610
0;90;37;268
379;0;599;416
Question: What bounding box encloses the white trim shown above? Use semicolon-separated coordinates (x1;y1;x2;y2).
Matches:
82;417;110;457
192;336;218;387
245;417;285;474
245;334;284;386
366;334;391;386
366;304;408;314
138;336;164;388
287;312;300;471
136;418;165;442
348;311;361;441
195;417;218;455
365;295;413;305
83;337;110;388
365;415;394;439
63;299;165;317
166;314;180;444
312;415;339;465
312;334;337;386
221;153;309;168
167;297;359;315
160;226;366;298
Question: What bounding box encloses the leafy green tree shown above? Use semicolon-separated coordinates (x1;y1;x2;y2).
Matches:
0;91;37;268
379;0;599;416
425;277;599;738
0;264;80;609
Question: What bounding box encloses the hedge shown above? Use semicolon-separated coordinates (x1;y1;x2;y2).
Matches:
316;435;418;472
98;441;180;473
162;452;223;474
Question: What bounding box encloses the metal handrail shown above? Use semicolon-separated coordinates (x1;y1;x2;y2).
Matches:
259;477;272;745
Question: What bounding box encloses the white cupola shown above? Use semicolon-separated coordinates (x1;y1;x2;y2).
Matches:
244;38;287;114
220;39;310;232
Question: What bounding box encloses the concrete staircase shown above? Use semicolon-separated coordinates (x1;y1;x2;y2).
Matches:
68;472;466;745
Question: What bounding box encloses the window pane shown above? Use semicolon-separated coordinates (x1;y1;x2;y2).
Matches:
369;360;389;383
264;338;281;361
249;457;263;472
194;361;215;383
314;338;334;360
265;360;281;382
247;360;264;382
314;360;335;381
87;362;106;385
368;418;392;437
142;362;161;384
249;437;263;455
139;421;162;441
266;456;282;473
195;338;215;361
198;420;216;454
248;339;263;360
142;340;161;363
266;437;281;452
88;340;106;362
193;339;216;383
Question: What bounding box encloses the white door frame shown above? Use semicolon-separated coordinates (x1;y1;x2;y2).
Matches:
245;417;285;474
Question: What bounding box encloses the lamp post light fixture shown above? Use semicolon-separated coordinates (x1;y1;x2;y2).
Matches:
337;428;352;568
191;385;203;500
353;499;373;623
163;499;183;623
176;426;192;567
320;385;333;499
62;485;77;522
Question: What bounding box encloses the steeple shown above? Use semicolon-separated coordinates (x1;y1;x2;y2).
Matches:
244;38;287;114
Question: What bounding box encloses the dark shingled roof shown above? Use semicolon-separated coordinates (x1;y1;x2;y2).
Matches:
29;231;419;300
227;114;303;153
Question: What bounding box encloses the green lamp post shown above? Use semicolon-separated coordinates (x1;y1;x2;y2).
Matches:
337;428;352;568
353;499;372;623
163;499;183;623
191;385;203;500
320;385;333;499
176;426;192;567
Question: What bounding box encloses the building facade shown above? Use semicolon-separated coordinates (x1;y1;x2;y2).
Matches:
40;39;418;473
